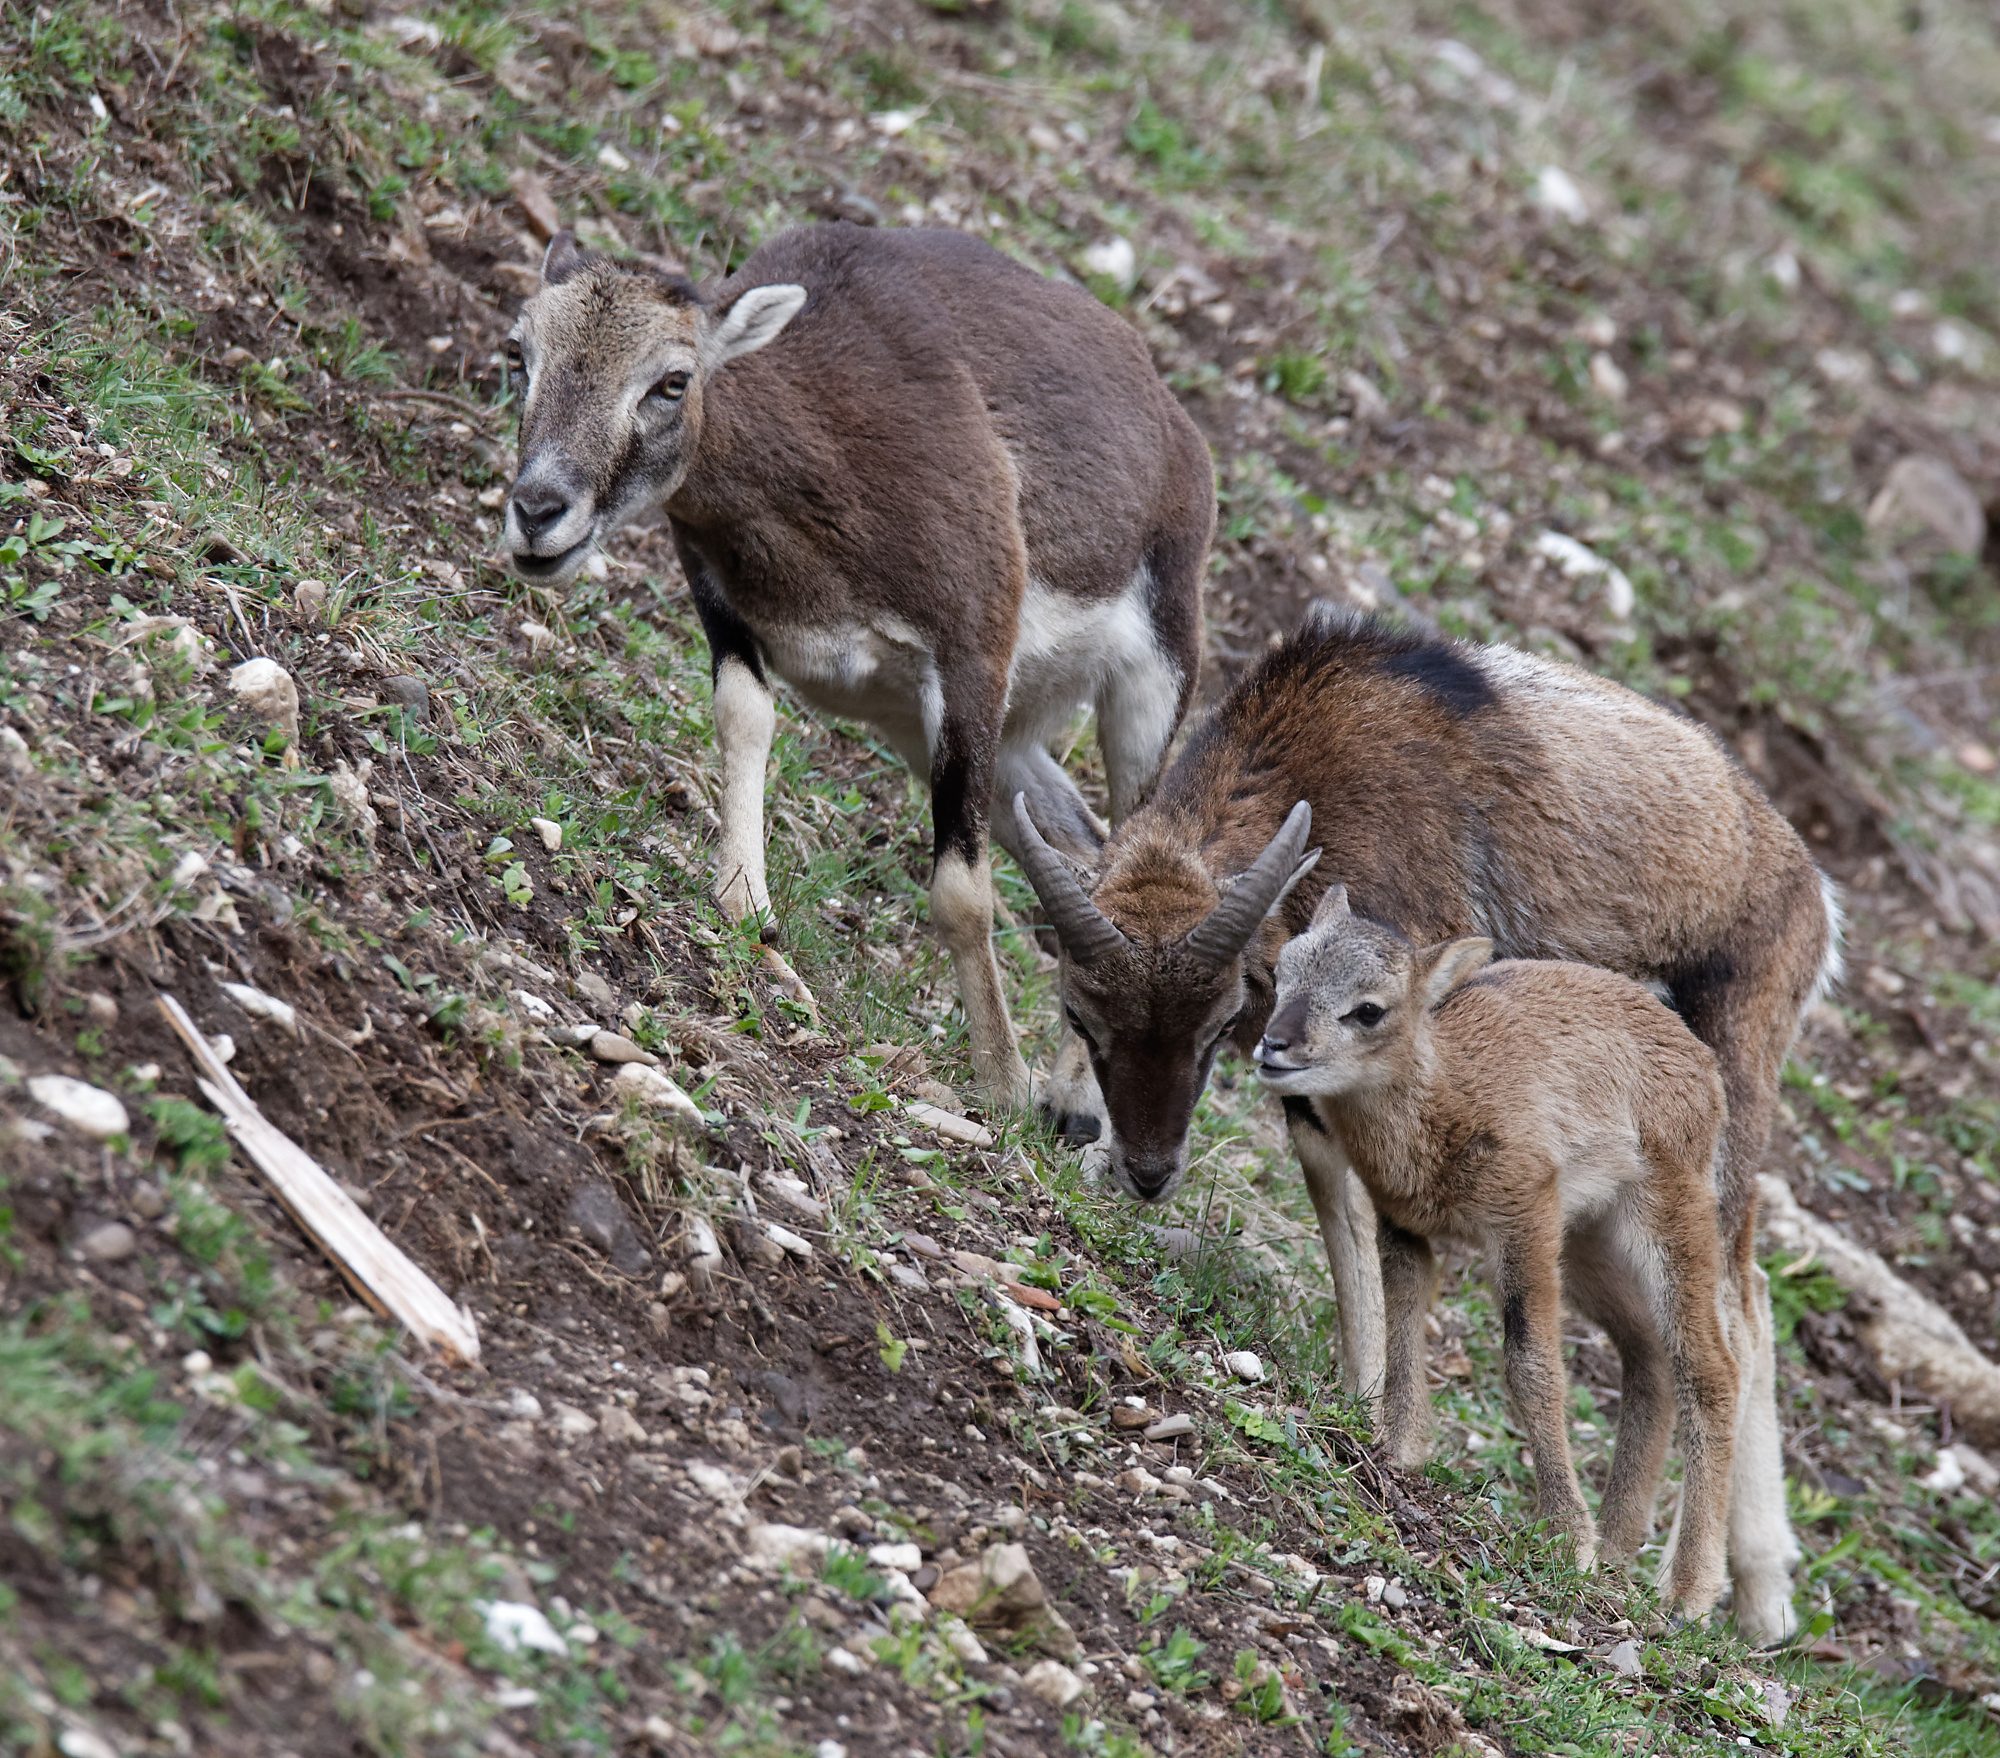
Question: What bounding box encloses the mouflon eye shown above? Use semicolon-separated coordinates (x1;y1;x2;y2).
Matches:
504;340;526;381
1062;1005;1098;1049
1344;1002;1386;1027
656;370;690;401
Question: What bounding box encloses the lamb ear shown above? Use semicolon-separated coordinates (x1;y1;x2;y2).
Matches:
541;230;591;287
706;283;808;367
1417;936;1493;1007
1309;881;1351;930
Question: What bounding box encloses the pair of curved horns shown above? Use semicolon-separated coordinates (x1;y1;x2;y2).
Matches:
1011;794;1321;970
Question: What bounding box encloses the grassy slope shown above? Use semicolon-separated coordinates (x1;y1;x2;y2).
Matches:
2;0;2000;1751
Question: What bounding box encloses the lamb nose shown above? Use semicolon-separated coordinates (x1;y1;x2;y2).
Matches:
1257;1032;1288;1057
511;491;569;544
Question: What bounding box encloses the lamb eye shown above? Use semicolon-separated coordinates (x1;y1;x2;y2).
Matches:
505;340;525;378
656;370;690;401
1063;1006;1098;1048
1344;1002;1385;1027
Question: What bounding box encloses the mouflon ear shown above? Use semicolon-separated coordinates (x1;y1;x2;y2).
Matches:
1416;936;1493;1008
1309;881;1351;930
705;283;808;367
541;230;593;287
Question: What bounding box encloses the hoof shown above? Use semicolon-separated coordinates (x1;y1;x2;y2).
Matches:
759;948;821;1028
1054;1109;1101;1145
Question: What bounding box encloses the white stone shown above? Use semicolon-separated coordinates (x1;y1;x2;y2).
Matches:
1222;1351;1265;1382
1533;166;1589;224
609;1062;703;1124
530;816;563;852
551;1403;597;1439
480;1600;568;1655
507;1388;544;1420
589;1030;659;1066
219;981;300;1038
1533;530;1634;620
905;1101;994;1147
766;1222;813;1260
1080;236;1138;292
1144;1412;1195;1440
57;1733;120;1758
1588;350;1629;402
868;1541;922;1572
940;1618;987;1665
746;1523;833;1572
228;657;300;741
815;1743;848;1758
1022;1659;1086;1708
1920;1449;1967;1494
28;1075;129;1141
1603;1637;1643;1678
825;1647;864;1674
510;988;554;1021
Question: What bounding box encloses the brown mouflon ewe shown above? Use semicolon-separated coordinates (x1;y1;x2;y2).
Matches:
1258;887;1742;1620
1011;605;1838;1643
503;223;1213;1104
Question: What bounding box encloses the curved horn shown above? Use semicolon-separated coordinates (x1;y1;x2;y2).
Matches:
1185;800;1316;967
1011;793;1126;966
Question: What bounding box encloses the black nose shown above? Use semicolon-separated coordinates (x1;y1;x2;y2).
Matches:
1256;1031;1287;1060
511;489;570;545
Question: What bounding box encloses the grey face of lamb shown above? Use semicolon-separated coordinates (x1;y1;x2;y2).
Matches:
1256;890;1418;1098
504;234;806;584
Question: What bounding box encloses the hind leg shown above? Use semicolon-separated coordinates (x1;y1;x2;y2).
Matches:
1727;1258;1800;1644
1563;1222;1677;1573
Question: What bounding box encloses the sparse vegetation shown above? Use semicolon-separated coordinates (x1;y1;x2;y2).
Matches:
3;0;2000;1750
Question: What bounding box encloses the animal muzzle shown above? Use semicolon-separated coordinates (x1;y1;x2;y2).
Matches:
505;461;598;579
1111;1143;1186;1204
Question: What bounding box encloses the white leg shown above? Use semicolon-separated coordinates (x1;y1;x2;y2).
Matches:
712;655;774;927
1727;1266;1801;1645
931;848;1032;1107
1287;1102;1387;1398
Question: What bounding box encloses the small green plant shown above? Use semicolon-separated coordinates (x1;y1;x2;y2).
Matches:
1139;1624;1212;1694
821;1544;885;1602
1764;1250;1849;1341
876;1320;909;1373
148;1096;231;1173
1231;1649;1296;1725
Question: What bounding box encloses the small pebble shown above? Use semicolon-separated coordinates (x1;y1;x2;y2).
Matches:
379;674;430;723
78;1221;138;1263
29;1074;130;1140
589;1030;659;1066
129;1184;165;1220
84;992;118;1027
1222;1350;1265;1382
1144;1412;1194;1441
530;816;562;852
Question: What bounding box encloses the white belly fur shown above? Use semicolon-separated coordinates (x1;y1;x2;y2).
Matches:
747;570;1174;766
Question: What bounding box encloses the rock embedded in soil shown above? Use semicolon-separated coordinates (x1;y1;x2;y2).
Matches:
564;1181;651;1275
596;1403;647;1445
1223;1350;1265;1382
1603;1638;1643;1678
905;1101;995;1147
27;1074;129;1140
379;674;430;722
1143;1412;1194;1440
227;656;301;742
610;1062;703;1124
1022;1659;1087;1708
77;1221;137;1262
588;1029;659;1066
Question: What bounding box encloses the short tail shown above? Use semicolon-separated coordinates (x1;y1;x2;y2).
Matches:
1808;869;1845;1008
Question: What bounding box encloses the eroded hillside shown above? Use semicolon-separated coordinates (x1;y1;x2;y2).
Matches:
3;0;2000;1752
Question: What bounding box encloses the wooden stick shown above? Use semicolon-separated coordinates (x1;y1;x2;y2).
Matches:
157;994;481;1366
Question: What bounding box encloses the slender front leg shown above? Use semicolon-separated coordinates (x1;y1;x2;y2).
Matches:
712;654;775;928
1651;1217;1740;1621
1496;1214;1597;1566
1284;1098;1386;1398
930;671;1031;1107
1377;1216;1439;1471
